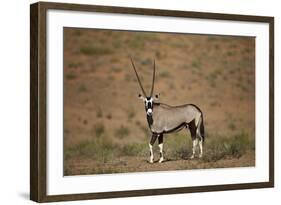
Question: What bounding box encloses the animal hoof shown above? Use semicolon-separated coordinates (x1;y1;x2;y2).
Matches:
199;154;203;158
149;159;154;164
159;158;164;163
190;155;195;159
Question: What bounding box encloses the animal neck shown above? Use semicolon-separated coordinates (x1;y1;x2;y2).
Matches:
146;114;153;127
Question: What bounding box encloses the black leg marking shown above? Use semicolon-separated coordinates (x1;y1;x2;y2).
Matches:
188;120;196;140
188;120;197;159
158;134;163;144
150;134;158;145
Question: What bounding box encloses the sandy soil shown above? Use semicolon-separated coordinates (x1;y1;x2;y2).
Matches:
65;151;255;175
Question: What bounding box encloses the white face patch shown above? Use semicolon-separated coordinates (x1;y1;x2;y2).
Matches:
147;108;152;115
145;98;153;106
145;98;154;115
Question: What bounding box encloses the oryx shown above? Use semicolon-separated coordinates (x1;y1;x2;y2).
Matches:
130;57;205;163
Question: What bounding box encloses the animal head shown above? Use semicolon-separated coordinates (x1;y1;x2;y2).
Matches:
130;57;159;116
138;94;160;116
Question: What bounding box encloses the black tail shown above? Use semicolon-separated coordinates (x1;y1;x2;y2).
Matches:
200;114;205;143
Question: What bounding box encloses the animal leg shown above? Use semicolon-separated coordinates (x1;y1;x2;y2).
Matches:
196;118;204;158
189;120;197;159
149;134;158;163
199;139;203;158
158;134;164;163
191;138;199;159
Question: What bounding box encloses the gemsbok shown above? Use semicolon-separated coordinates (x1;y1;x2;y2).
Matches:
130;57;205;163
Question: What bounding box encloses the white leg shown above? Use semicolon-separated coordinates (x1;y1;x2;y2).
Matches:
199;140;203;158
190;139;198;159
158;143;164;163
196;127;203;158
149;143;154;163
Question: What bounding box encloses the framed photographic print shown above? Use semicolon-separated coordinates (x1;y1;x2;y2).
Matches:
30;1;274;202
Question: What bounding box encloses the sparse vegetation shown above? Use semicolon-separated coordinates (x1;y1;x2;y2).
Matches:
80;44;113;55
141;58;152;66
68;62;82;68
96;108;103;118
65;72;77;80
228;122;237;131
78;84;87;93
127;107;135;121
226;50;235;56
115;125;130;139
74;29;82;36
93;123;105;138
64;135;116;163
112;66;122;73
191;60;201;69
162;132;254;163
124;73;131;81
137;123;151;137
108;75;115;81
159;71;171;78
210;101;219;107
202;132;254;162
106;113;112;120
121;143;147;156
165;134;191;160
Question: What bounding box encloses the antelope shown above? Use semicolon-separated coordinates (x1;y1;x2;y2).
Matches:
130;57;205;163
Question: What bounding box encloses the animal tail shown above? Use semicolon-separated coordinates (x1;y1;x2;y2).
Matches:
200;114;205;143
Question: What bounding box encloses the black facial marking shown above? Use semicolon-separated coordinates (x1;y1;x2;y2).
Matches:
147;102;152;109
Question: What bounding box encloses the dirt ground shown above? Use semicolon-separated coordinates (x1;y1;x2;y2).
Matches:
63;28;255;176
65;152;255;175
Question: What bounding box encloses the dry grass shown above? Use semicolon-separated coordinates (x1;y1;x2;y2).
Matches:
64;131;254;175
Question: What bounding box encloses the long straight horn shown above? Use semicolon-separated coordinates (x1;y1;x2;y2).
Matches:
150;59;156;97
130;57;147;97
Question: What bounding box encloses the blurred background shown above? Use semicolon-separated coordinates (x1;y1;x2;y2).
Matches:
63;28;255;175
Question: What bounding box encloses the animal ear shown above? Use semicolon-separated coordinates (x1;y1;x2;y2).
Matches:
154;93;160;100
138;94;146;101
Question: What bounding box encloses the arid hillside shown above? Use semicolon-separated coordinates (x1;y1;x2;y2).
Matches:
63;28;255;175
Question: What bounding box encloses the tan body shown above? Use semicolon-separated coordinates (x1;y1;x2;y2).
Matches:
150;103;202;134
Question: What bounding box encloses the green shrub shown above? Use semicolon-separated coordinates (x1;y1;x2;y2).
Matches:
121;143;146;156
159;71;171;78
80;44;112;55
96;108;103;118
228;122;236;131
115;125;130;139
94;123;105;138
78;84;87;93
106;113;112;120
65;72;77;80
127;107;135;120
202;132;253;162
65;135;116;162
